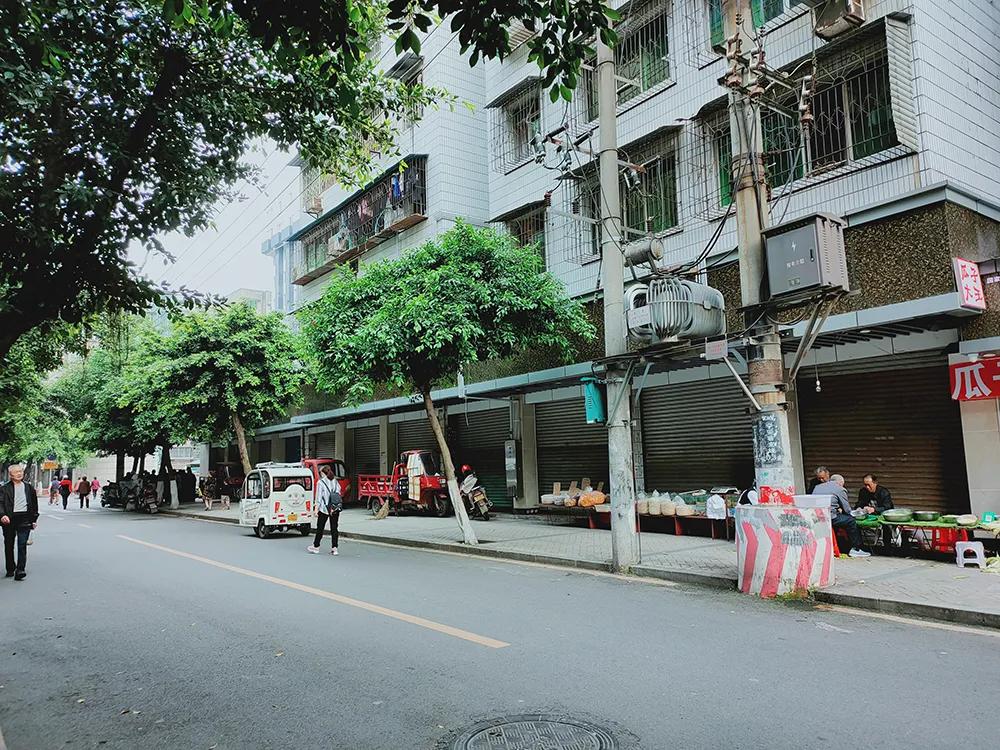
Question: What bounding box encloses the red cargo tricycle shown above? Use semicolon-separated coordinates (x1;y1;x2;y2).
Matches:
357;450;451;517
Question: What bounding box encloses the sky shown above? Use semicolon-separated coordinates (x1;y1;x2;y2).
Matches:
132;140;302;299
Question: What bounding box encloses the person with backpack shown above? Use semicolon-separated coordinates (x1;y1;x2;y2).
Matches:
77;476;91;509
59;476;72;510
48;477;60;506
307;465;342;556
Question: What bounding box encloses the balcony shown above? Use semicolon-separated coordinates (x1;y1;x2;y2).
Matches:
291;155;427;285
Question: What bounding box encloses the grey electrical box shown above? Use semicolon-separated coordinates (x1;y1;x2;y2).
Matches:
764;213;849;298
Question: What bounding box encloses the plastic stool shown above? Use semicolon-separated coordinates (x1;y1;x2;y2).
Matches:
955;541;986;569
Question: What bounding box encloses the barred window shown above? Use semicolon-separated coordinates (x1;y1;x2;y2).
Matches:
623;131;679;235
504;207;547;267
388;54;424;130
708;0;807;47
490;83;541;172
761;38;899;188
570;130;679;261
586;1;671;121
697;109;734;214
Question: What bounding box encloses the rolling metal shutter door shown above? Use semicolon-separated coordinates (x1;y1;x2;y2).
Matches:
797;362;968;514
641;378;754;493
313;431;336;459
450;408;511;510
284;436;301;463
352;426;381;475
535;399;609;494
396;418;436;456
255;440;272;464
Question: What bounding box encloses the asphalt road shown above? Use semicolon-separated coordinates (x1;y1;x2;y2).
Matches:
1;507;996;750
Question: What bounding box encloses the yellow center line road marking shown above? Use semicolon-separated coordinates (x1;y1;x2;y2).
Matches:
116;535;509;649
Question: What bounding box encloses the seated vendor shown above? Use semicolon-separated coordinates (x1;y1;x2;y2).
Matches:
812;474;870;558
807;466;830;494
856;474;893;514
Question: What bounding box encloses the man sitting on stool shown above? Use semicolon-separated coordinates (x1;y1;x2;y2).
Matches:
812;474;870;558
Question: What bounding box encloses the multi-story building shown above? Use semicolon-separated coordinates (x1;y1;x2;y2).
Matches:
226;287;273;315
255;1;1000;521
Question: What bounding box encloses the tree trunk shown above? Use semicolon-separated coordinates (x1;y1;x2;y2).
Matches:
115;451;125;482
231;412;252;475
422;389;478;545
138;454;146;474
159;440;173;472
130;454;139;474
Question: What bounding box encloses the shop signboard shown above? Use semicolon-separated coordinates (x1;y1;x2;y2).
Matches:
950;358;1000;401
954;258;986;311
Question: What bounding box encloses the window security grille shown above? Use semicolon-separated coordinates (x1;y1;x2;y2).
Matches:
564;130;679;263
760;37;900;189
584;1;672;122
388;55;424;130
692;107;734;219
291;157;428;284
490;84;541;172
300;166;339;214
708;0;809;47
503;207;547;267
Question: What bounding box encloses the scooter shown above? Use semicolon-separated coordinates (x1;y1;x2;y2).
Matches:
458;465;492;521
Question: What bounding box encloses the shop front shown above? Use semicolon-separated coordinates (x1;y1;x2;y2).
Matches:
797;351;969;515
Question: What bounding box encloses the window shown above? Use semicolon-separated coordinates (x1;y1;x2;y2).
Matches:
622;131;679;235
273;475;313;492
709;0;808;47
572;130;679;260
491;84;541;172
246;472;262;500
504;207;547;266
699;109;734;213
587;1;671;120
760;38;899;188
388;54;424;130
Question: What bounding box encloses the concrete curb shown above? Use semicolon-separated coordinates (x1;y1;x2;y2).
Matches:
162;511;998;630
813;590;1000;630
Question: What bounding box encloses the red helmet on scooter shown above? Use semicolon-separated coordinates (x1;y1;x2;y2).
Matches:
459;464;473;476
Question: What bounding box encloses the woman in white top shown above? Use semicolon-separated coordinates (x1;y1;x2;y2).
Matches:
307;465;342;556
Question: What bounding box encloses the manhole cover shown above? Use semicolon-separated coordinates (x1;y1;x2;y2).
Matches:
452;714;618;750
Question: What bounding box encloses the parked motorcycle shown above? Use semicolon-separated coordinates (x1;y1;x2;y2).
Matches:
101;480;138;509
458;465;492;521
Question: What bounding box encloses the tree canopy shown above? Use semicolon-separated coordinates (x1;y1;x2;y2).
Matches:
1;0;617;362
299;220;594;542
123;301;303;473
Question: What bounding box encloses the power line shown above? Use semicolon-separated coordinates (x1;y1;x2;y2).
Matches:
164;168;302;292
160;147;291;284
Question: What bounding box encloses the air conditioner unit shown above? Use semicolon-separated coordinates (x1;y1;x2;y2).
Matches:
307;196;323;216
814;0;865;40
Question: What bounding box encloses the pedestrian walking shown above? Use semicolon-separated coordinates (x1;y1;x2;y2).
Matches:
48;477;59;506
59;475;71;509
2;464;39;580
90;477;101;506
307;465;342;556
77;476;90;509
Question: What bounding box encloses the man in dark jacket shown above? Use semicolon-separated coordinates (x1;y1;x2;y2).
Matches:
2;464;40;580
856;474;894;514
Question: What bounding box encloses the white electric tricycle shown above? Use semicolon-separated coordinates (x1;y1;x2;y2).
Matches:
239;463;315;539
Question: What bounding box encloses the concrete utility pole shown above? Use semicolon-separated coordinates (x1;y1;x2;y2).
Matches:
597;37;640;571
724;0;796;503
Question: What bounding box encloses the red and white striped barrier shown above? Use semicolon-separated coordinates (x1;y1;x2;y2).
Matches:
735;505;834;597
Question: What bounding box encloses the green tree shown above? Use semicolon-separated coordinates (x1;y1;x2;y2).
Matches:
126;302;303;475
299;221;594;544
1;0;618;361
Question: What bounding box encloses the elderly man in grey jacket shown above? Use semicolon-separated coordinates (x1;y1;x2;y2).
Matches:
812;474;870;558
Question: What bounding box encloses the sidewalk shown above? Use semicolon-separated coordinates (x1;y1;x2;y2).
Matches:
162;505;1000;629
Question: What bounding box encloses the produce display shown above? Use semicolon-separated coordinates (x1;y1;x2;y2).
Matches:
956;513;979;528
